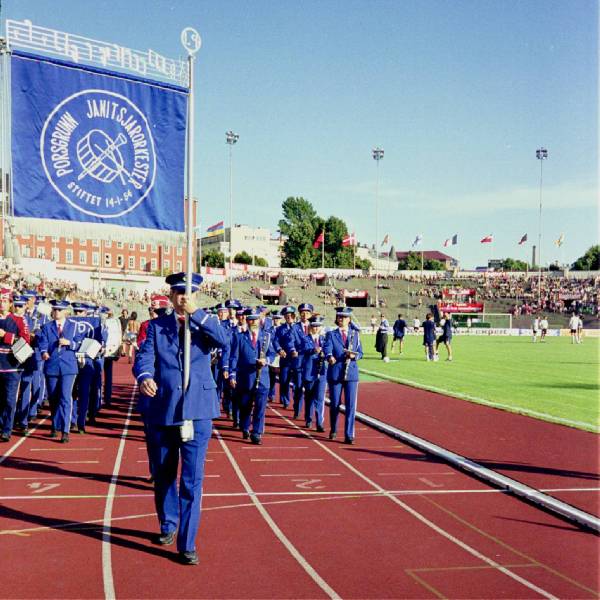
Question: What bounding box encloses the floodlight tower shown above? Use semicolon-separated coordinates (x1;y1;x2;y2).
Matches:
372;147;384;310
226;130;239;298
536;147;548;308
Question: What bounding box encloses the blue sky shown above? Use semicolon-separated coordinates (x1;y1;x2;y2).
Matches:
3;0;598;268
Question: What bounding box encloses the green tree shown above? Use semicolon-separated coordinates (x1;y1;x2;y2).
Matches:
278;197;319;268
423;259;446;271
397;251;423;270
254;256;268;267
500;258;528;271
202;249;225;268
572;245;599;271
233;250;253;265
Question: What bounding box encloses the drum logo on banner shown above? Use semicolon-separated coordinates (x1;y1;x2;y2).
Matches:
40;90;157;218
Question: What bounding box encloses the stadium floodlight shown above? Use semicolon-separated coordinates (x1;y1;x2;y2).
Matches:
536;147;548;308
226;131;239;298
372;147;384;309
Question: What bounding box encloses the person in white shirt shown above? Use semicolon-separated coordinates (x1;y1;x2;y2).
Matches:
413;317;421;333
568;314;579;344
539;317;549;342
532;316;540;343
576;315;584;344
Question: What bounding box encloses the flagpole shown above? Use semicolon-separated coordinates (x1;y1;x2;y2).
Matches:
322;226;325;270
372;147;384;309
181;27;201;391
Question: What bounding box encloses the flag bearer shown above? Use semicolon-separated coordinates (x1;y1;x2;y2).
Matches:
323;307;363;444
133;272;226;566
38;299;82;443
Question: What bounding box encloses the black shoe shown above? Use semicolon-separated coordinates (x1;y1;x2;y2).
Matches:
316;425;325;433
225;411;231;418
70;424;78;432
242;430;250;440
88;416;97;426
77;427;86;434
179;550;199;565
13;424;25;432
344;437;354;445
329;432;337;440
0;433;10;442
49;430;57;439
250;433;262;445
22;428;31;437
305;422;312;429
157;531;175;546
232;420;239;429
61;433;69;444
293;413;299;420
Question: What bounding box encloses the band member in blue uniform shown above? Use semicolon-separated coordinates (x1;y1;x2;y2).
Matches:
13;294;35;434
38;300;83;443
229;310;276;444
301;315;327;432
133;272;226;566
23;290;47;421
267;311;283;402
323;307;363;444
291;302;313;419
0;290;27;441
274;305;299;409
213;303;233;418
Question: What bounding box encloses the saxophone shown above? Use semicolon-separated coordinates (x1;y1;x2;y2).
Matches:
252;331;271;397
343;328;356;382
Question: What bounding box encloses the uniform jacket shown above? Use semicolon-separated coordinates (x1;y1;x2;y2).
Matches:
229;328;276;391
0;313;23;372
422;320;437;344
133;309;226;425
274;322;304;369
323;327;363;383
300;332;327;382
38;318;83;376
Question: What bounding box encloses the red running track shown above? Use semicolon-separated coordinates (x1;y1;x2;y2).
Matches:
0;362;598;599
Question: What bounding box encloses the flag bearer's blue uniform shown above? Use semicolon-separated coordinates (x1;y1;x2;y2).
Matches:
290;303;313;419
267;312;283;401
323;307;363;444
38;300;83;442
301;316;327;431
229;313;276;444
89;307;108;421
133;273;226;563
22;291;47;421
274;306;300;409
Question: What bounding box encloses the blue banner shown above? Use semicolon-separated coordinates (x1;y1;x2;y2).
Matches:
11;52;187;232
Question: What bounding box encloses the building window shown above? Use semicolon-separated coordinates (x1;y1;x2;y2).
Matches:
129;242;136;250
92;239;100;247
140;257;147;271
164;245;170;253
36;247;46;259
37;235;45;241
66;237;73;244
117;255;124;268
128;256;135;269
79;251;87;265
140;243;147;251
51;247;59;262
164;259;170;270
52;236;59;242
79;239;87;245
23;246;31;257
66;249;73;264
176;261;182;271
104;254;111;267
151;258;157;271
151;244;157;252
105;240;112;248
117;241;124;249
92;252;100;266
176;246;182;256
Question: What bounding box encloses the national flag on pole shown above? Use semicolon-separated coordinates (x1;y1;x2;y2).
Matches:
342;232;356;247
480;235;493;244
313;230;324;248
443;238;451;247
555;233;565;247
381;234;389;246
451;234;458;245
518;233;528;245
206;220;224;237
411;234;423;248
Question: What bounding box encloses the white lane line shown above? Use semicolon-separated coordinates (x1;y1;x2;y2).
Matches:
102;384;137;600
377;472;456;477
272;408;559;600
215;429;341;599
260;474;342;477
360;368;599;433
58;460;100;464
30;448;104;452
240;446;310;450
0;416;49;466
250;458;323;462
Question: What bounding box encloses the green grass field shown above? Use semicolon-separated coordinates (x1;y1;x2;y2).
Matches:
359;334;599;432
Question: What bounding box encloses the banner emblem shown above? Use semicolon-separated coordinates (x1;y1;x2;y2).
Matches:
40;89;157;218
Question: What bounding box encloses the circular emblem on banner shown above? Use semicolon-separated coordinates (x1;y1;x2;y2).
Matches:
40;89;157;219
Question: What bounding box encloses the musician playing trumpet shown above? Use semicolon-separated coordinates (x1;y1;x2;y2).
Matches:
323;306;363;445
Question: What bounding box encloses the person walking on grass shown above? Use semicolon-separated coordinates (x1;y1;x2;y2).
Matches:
422;313;436;362
568;313;579;344
391;313;406;355
435;311;453;361
531;315;540;343
539;316;549;342
375;314;390;363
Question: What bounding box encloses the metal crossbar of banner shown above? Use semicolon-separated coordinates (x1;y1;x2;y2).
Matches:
5;19;189;87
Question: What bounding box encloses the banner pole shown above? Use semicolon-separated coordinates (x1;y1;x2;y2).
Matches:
181;27;201;391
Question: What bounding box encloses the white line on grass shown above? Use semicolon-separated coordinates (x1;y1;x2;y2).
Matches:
271;407;559;600
102;385;137;600
215;429;341;599
360;368;599;432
